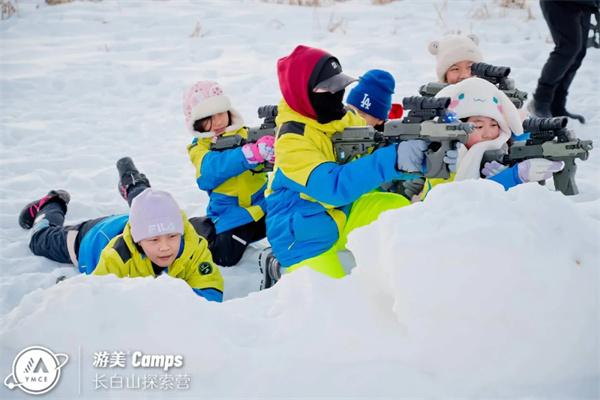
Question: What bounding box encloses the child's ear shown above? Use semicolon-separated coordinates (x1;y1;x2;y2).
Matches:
466;33;480;46
496;90;523;136
428;41;440;55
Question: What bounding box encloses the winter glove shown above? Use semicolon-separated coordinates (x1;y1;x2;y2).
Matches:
481;160;509;178
517;159;564;183
242;135;276;165
444;146;460;174
396;140;428;173
401;178;426;199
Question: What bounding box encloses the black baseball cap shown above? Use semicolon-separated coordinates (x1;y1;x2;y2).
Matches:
313;57;358;93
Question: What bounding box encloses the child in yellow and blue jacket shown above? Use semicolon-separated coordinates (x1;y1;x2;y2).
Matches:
19;187;224;302
183;81;275;267
265;45;458;279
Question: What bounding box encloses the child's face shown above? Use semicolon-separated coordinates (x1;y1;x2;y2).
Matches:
138;233;182;268
445;61;474;84
465;116;500;149
360;111;383;128
199;111;229;136
348;105;384;127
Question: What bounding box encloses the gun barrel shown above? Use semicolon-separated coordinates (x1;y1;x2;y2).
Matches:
418;82;449;98
522;117;567;133
471;62;511;78
403;96;450;110
257;105;278;119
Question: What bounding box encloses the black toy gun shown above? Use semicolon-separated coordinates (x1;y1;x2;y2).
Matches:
209;105;278;172
418;62;528;109
331;96;473;180
481;117;593;195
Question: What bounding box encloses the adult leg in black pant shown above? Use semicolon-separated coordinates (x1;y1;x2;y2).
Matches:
549;9;591;123
530;0;595;122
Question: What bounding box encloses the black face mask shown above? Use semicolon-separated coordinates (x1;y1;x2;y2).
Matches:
308;89;346;124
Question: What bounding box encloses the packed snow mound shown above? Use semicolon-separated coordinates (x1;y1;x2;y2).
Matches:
349;180;599;387
2;181;597;398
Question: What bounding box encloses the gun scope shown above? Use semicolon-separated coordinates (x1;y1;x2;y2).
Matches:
258;105;278;119
471;62;510;79
522;116;567;132
403;96;450;110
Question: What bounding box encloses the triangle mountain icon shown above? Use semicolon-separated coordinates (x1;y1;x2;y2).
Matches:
33;358;49;373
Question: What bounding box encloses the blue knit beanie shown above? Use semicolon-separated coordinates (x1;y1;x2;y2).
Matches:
346;69;395;121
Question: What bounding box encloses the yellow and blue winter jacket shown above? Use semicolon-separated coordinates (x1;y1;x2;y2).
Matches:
78;212;224;302
188;127;267;234
267;45;414;267
266;100;410;267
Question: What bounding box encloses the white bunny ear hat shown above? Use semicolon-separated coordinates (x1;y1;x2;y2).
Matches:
428;33;484;83
435;77;523;181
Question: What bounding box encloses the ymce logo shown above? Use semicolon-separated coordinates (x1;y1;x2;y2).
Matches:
4;346;68;395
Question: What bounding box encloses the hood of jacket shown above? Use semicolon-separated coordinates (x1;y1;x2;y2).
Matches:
277;45;343;121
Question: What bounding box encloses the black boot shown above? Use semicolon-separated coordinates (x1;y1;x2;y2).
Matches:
551;109;586;124
18;190;70;229
550;96;586;124
259;247;282;290
116;157;151;206
527;99;552;118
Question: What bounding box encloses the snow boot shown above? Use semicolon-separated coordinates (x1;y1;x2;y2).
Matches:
258;247;282;290
527;99;552;119
550;98;585;124
116;157;151;206
555;110;585;124
18;189;70;230
550;88;586;124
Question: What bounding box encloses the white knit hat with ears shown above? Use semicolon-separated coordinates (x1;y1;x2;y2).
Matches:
435;77;523;181
429;34;484;83
182;80;245;139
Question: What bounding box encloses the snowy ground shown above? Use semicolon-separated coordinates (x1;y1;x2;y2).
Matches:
1;0;598;398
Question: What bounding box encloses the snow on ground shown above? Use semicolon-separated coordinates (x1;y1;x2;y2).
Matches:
1;0;598;398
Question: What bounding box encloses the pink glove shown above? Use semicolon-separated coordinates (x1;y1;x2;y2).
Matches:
517;159;564;183
242;136;276;165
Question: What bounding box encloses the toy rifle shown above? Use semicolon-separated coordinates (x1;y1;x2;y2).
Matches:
418;62;528;109
210;105;278;172
481;117;593;195
332;96;472;180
